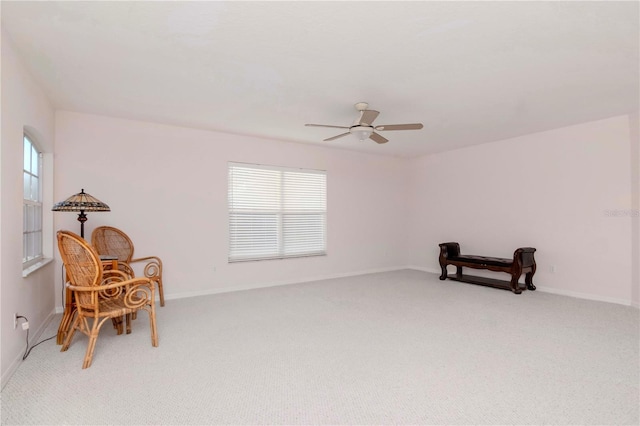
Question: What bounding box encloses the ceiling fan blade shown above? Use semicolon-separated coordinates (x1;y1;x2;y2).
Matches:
305;124;350;129
324;132;350;142
374;123;423;131
359;110;380;126
369;132;388;144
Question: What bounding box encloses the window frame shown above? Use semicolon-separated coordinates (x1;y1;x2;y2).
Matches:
228;162;327;263
22;132;44;270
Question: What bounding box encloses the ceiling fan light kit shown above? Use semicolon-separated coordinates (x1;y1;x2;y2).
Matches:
305;102;423;145
351;125;373;142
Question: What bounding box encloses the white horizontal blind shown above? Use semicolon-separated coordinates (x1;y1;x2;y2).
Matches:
228;162;326;262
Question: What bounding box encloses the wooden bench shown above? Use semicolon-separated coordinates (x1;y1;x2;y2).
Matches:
438;242;537;294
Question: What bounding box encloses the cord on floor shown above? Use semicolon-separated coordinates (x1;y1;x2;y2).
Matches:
16;315;56;361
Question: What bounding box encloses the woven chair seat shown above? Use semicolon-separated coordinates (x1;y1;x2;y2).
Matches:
80;295;140;319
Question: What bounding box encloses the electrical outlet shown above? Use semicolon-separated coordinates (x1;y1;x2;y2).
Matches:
13;313;18;330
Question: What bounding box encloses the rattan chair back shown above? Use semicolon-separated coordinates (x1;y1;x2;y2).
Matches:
57;230;102;307
91;226;134;263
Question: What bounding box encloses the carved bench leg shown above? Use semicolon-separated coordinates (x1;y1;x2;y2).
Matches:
510;274;522;294
526;264;537;290
439;263;448;280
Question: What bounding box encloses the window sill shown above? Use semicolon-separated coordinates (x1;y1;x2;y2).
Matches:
22;257;54;277
229;253;327;263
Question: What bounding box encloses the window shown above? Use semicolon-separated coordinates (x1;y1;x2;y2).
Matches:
23;133;43;268
228;162;326;262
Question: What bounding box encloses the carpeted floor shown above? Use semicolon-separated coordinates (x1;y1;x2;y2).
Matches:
1;270;638;425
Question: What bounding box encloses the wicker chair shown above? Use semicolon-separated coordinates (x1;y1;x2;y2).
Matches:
57;230;158;369
91;226;165;307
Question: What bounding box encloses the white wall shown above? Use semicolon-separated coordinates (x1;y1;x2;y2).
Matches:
406;115;636;305
50;112;640;308
53;112;409;305
1;31;56;386
630;112;639;307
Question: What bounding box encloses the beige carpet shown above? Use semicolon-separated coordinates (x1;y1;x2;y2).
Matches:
1;270;638;425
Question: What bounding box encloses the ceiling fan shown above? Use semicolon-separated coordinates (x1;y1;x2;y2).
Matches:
305;102;423;144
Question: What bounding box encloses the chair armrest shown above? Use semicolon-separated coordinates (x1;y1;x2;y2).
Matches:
68;277;155;309
67;276;153;293
130;256;162;280
130;256;162;264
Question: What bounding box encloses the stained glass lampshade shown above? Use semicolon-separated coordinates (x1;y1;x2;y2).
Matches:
52;189;110;238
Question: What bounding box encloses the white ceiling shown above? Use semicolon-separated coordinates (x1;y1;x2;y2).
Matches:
2;1;638;158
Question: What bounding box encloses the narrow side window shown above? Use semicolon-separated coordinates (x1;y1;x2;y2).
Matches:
23;133;43;268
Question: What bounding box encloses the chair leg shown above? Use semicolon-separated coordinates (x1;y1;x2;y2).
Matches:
82;317;106;369
148;307;158;347
61;315;80;352
157;277;165;307
57;307;76;345
125;313;132;334
112;317;124;335
83;335;98;369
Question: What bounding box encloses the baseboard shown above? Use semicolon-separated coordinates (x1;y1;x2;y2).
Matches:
1;309;57;390
165;266;408;301
406;265;440;274
534;285;634;307
405;265;636;307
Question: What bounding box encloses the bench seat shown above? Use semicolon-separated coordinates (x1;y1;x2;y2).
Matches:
448;255;513;268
